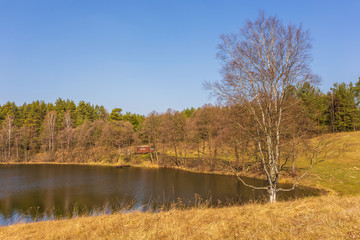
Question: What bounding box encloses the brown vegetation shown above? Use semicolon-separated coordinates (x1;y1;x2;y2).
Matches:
1;195;359;239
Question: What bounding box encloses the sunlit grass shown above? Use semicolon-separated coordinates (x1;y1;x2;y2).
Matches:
1;195;359;239
296;131;360;195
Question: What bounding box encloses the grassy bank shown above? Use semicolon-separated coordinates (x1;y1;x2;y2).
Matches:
298;131;360;195
1;195;359;239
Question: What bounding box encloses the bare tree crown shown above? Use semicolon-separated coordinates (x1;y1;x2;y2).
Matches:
213;12;316;106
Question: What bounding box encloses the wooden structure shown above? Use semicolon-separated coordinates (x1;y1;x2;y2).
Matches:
136;145;155;154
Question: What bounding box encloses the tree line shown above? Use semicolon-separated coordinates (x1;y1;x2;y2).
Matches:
298;79;360;133
0;99;143;162
0;78;358;166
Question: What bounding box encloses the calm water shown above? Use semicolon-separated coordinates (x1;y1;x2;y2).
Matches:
0;164;321;225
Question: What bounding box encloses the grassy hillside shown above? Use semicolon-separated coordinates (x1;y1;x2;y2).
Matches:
298;131;360;195
1;195;359;240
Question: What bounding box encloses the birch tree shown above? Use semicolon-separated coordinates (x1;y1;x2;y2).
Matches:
208;12;318;202
44;111;57;153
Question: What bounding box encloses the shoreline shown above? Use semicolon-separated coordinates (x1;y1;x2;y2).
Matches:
1;194;359;239
0;160;331;194
0;159;337;231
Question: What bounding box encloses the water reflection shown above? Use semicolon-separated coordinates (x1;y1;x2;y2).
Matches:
0;164;322;225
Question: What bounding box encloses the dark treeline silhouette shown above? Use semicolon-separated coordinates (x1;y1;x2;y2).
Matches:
0;78;359;170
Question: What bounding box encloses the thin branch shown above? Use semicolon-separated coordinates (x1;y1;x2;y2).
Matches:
221;160;268;190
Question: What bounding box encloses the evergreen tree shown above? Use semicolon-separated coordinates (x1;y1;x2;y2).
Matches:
94;105;108;120
109;108;123;121
0;102;18;125
121;112;145;131
74;101;96;127
182;107;196;118
296;82;329;132
329;82;357;132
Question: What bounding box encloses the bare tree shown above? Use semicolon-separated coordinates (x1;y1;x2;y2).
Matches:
63;111;74;151
207;12;318;202
58;111;74;162
0;131;5;161
161;109;187;166
192;105;222;168
44;111;57;154
141;111;162;163
220;105;252;171
18;125;35;162
1;114;15;160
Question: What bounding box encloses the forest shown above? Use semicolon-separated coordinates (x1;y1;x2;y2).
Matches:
0;78;359;172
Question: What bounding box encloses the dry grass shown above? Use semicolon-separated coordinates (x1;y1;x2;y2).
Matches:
1;195;359;240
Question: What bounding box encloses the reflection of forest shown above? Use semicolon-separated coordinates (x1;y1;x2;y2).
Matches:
0;165;322;225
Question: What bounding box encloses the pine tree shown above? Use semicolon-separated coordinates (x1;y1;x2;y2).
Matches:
330;82;357;132
296;82;329;132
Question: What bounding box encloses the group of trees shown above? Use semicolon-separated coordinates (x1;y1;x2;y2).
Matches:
0;99;143;162
298;80;360;133
0;78;357;165
0;13;358;202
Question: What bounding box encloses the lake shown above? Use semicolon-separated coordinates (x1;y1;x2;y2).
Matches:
0;164;321;225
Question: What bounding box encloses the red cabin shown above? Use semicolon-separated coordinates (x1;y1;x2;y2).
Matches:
136;145;155;154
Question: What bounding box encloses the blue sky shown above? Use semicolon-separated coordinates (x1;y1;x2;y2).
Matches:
1;0;359;115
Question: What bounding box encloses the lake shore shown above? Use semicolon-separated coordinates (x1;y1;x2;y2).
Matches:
1;131;360;239
0;160;330;195
1;194;359;239
4;131;358;196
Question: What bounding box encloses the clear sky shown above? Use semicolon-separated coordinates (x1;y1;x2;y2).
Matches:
1;0;359;115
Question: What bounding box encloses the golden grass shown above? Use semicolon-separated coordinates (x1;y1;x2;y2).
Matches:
1;195;359;240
